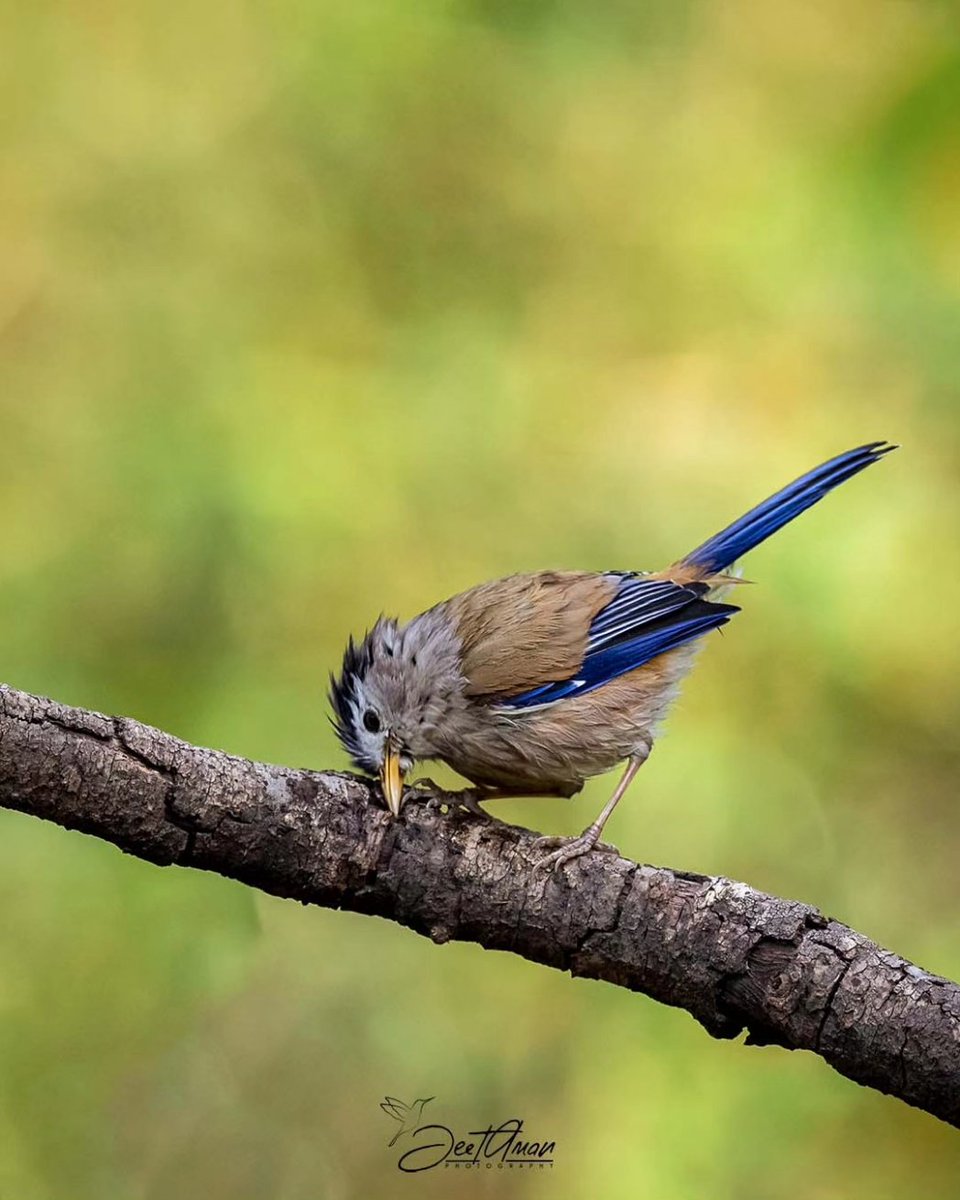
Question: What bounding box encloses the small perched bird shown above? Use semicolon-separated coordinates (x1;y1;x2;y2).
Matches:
331;442;895;870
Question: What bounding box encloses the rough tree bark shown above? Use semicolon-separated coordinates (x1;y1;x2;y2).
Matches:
0;683;957;1128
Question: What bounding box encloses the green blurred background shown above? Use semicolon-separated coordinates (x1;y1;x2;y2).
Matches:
2;0;959;1195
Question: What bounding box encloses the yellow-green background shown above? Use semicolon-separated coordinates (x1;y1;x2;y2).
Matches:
1;0;959;1196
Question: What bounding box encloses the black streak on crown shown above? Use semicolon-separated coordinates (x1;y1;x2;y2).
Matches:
329;632;375;767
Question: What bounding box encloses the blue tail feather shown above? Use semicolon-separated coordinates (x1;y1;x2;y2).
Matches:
682;442;896;574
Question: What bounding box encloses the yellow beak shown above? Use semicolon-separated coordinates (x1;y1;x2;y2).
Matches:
380;746;405;817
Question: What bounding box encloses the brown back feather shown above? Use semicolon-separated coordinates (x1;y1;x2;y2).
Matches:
442;571;617;698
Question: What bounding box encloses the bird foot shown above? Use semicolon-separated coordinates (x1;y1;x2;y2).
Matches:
405;782;496;820
454;789;497;818
532;830;620;872
404;777;443;804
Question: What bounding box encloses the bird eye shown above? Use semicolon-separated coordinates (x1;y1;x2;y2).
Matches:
362;709;381;734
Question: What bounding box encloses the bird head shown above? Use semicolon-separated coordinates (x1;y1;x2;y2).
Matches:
329;613;461;815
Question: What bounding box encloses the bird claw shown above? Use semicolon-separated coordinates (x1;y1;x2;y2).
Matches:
403;781;449;814
404;777;443;805
531;832;620;873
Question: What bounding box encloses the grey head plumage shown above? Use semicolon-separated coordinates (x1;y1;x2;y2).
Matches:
329;609;464;811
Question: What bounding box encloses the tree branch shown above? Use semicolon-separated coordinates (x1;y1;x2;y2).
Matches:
0;682;957;1128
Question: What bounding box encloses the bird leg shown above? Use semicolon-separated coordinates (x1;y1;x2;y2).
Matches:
533;744;651;872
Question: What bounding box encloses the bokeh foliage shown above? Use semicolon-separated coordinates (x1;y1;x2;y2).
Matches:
1;0;959;1196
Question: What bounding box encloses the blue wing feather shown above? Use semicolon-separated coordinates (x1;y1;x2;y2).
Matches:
502;574;737;710
585;575;701;652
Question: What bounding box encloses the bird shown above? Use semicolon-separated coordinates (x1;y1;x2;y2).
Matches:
331;442;895;871
380;1096;435;1145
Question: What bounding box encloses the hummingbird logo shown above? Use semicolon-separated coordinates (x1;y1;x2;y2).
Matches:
380;1096;435;1146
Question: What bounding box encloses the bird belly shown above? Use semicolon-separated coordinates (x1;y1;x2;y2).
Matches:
432;645;698;794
